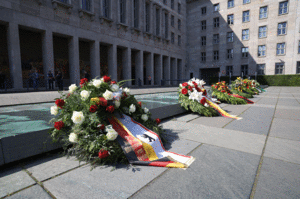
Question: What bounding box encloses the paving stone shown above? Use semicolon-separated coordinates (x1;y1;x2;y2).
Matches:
189;116;233;128
0;141;4;166
131;144;260;199
0;166;36;198
6;185;52;199
255;97;278;105
274;108;300;120
269;118;300;141
254;157;300;199
277;98;300;107
264;137;300;165
224;107;275;135
173;113;200;122
163;121;266;156
42;138;199;199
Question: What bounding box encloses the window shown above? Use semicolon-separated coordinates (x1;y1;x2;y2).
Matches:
257;64;265;75
133;0;139;28
178;3;181;14
275;63;284;74
178;35;181;46
242;47;249;58
243;10;250;22
102;0;110;18
201;52;206;62
156;9;160;36
163;0;167;5
227;32;233;42
259;6;268;19
119;0;126;23
201;36;206;46
227;14;234;25
241;65;248;76
82;0;91;11
259;26;267;38
214;3;220;12
145;3;150;32
60;0;68;3
279;1;288;15
171;0;174;9
278;22;287;35
298;41;300;53
178;19;181;30
296;61;300;73
227;49;234;59
228;0;234;8
243;0;250;4
214;51;219;60
277;43;285;55
213;34;219;44
226;66;233;76
165;13;168;39
242;29;249;40
258;45;266;57
171;32;175;44
201;7;206;15
214;17;220;28
201;20;206;30
171;15;174;27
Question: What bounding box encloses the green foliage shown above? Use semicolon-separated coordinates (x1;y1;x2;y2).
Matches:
211;90;247;105
231;89;253;98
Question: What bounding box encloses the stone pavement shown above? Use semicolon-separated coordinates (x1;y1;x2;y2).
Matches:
1;86;300;199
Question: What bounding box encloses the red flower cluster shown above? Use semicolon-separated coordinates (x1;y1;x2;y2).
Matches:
98;124;105;130
55;99;65;108
97;97;108;106
182;82;188;87
103;75;111;82
202;89;207;96
181;88;188;95
111;81;117;84
156;118;161;125
89;105;98;113
106;105;115;113
200;98;206;105
80;78;88;86
54;121;64;130
138;102;142;107
188;86;193;92
98;149;109;159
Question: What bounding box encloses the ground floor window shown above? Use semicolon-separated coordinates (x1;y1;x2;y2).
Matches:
275;63;284;74
296;61;300;74
257;64;265;75
226;65;233;76
241;65;248;76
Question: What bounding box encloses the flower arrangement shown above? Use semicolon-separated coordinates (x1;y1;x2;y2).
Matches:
230;77;258;98
49;76;164;167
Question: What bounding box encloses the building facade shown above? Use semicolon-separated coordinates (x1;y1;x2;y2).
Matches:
0;0;186;89
187;0;300;83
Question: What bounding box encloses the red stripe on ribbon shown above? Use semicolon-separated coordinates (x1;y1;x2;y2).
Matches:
230;94;254;104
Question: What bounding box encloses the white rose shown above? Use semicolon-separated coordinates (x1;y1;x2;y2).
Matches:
93;79;103;88
69;84;77;93
199;80;206;86
179;83;183;88
50;106;59;115
80;90;91;100
110;84;119;92
204;103;209;107
103;90;113;100
71;111;84;124
114;100;120;108
129;104;136;113
69;133;78;143
141;114;148;121
106;129;118;141
124;87;130;95
144;107;149;113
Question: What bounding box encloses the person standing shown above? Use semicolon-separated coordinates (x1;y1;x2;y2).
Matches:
148;75;152;85
47;70;54;90
84;70;90;81
56;71;63;90
32;69;40;90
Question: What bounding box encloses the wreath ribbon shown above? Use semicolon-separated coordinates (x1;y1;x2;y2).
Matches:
228;93;254;104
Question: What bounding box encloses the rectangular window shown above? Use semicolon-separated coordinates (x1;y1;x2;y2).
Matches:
227;32;233;42
178;3;181;14
257;64;265;75
277;43;286;55
214;51;219;60
164;0;167;4
60;0;68;3
178;19;181;30
258;45;266;57
275;63;284;74
296;61;300;73
259;6;268;19
298;41;300;53
171;32;175;44
227;14;234;25
227;49;234;59
213;34;219;44
82;0;91;11
214;17;220;28
228;0;234;8
242;29;249;40
278;22;287;35
103;0;110;18
178;35;181;46
171;15;174;27
145;3;150;32
214;3;220;12
201;20;206;30
242;47;249;58
156;9;160;36
120;0;126;23
165;13;168;39
171;0;174;9
201;52;206;62
279;1;288;15
133;0;139;28
201;7;206;15
259;26;267;38
226;65;233;76
243;0;250;4
201;36;206;46
241;65;248;76
243;10;250;22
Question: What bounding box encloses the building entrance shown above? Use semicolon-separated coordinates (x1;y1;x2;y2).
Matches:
200;68;220;84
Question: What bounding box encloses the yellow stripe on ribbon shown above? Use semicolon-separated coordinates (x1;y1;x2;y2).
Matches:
206;99;242;120
166;162;186;168
141;141;159;161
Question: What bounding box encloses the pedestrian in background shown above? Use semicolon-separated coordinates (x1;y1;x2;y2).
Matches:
32;69;40;90
148;75;152;85
56;71;63;90
47;70;54;90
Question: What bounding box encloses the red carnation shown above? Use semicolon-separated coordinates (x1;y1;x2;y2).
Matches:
138;102;142;107
181;88;188;95
98;149;109;159
247;86;249;89
188;86;193;91
200;98;206;105
98;124;105;130
103;75;111;82
221;90;226;93
80;78;88;86
111;81;117;84
98;97;108;106
54;121;64;130
182;82;188;87
55;99;65;108
89;105;98;113
214;86;218;89
156;118;161;125
106;105;115;113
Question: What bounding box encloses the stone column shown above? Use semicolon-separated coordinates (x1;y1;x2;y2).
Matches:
164;56;170;86
123;47;131;86
154;54;162;86
42;30;54;84
172;58;178;86
108;44;117;81
69;36;80;85
90;40;100;79
7;23;22;89
146;52;154;85
177;59;182;80
136;50;143;86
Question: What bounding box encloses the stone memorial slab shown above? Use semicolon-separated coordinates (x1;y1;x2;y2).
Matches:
6;185;52;199
254;157;300;199
131;144;260;199
269;118;300;141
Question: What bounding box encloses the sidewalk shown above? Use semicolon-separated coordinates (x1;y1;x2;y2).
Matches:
1;87;300;198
